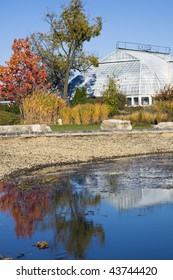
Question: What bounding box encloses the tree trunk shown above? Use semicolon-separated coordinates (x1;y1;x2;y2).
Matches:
63;72;69;103
63;46;76;103
63;56;74;103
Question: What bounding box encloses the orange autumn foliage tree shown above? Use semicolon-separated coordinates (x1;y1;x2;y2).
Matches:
0;38;49;103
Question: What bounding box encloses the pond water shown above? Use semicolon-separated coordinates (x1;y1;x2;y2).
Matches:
0;154;173;260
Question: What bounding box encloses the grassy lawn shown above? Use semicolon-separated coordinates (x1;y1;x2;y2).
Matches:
132;124;153;130
50;124;101;131
50;123;153;132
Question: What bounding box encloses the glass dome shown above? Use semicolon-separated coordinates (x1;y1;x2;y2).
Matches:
70;42;173;106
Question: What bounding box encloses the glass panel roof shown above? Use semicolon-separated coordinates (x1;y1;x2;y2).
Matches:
69;48;173;99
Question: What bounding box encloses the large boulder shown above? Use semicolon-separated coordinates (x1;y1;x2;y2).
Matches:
101;119;132;131
0;124;52;135
153;122;173;130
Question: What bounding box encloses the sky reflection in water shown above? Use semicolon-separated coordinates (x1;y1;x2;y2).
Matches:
0;154;173;260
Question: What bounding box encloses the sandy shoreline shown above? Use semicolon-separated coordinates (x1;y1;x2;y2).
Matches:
1;130;173;180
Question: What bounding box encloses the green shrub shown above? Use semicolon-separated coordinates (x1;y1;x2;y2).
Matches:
0;103;20;115
102;78;119;116
72;86;87;106
0;110;20;125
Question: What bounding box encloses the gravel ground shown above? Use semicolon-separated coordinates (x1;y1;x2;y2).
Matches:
0;130;173;179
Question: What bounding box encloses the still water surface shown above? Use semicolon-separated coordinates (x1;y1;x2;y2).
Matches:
0;154;173;260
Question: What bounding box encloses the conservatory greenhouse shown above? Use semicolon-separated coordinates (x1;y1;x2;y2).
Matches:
70;41;173;106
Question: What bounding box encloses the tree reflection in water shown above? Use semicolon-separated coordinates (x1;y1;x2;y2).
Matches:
44;177;104;259
0;174;104;259
0;180;51;237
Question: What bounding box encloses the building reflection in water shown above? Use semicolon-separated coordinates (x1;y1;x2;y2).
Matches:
82;154;173;211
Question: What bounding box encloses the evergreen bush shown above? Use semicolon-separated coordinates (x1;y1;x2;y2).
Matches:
72;87;87;106
102;78;120;116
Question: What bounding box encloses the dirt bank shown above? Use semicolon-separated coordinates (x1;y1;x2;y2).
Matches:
0;130;173;179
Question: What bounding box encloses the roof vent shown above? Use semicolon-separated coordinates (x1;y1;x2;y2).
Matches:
116;41;171;54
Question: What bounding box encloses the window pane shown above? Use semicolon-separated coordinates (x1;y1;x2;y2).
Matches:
134;97;139;105
141;97;149;105
127;97;132;106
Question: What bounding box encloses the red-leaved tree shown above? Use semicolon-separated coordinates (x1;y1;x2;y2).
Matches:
0;38;49;103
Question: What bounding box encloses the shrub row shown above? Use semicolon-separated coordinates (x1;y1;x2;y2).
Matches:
21;91;110;125
61;103;110;125
3;90;173;126
115;110;168;125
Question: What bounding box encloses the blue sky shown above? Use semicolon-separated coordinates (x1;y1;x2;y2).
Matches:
0;0;173;65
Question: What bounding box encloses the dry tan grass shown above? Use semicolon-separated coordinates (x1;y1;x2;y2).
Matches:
22;91;65;124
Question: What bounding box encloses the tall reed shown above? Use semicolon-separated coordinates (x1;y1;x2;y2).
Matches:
99;104;110;121
79;104;94;124
71;105;81;124
61;106;72;124
92;103;101;123
22;91;65;124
